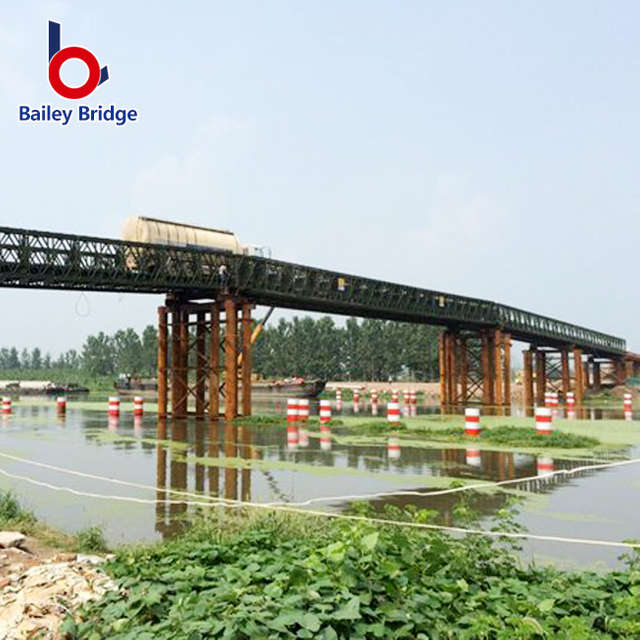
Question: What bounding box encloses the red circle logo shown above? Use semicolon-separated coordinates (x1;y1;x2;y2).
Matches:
48;46;101;100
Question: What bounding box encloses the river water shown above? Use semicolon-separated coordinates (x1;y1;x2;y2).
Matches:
0;396;638;570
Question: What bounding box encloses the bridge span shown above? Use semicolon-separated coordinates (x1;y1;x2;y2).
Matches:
0;224;635;417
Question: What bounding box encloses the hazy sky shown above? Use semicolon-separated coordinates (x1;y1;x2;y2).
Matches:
1;1;639;356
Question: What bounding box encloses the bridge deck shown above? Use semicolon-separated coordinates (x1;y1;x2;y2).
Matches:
0;225;625;357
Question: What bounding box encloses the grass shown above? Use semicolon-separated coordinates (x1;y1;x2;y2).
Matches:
0;489;109;553
233;415;344;427
332;413;639;457
76;525;109;553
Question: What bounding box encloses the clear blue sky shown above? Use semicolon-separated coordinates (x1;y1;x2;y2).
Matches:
1;1;639;355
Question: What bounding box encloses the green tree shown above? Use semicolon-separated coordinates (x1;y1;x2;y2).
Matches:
113;328;143;374
141;325;157;374
82;332;115;376
31;347;42;370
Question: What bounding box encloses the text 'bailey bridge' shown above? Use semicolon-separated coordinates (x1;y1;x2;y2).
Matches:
0;224;637;418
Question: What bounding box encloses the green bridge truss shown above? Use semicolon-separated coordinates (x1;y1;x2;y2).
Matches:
0;225;625;357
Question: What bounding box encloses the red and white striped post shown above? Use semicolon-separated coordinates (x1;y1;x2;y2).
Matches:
387;400;401;425
565;391;576;419
370;389;378;416
134;414;143;437
319;399;331;425
298;428;310;448
465;408;481;436
465;448;481;467
623;393;633;413
108;415;118;432
287;425;299;449
108;396;120;417
287;398;299;424
335;388;342;411
133;396;144;417
298;399;310;422
352;389;360;413
391;390;399;403
544;392;553;408
320;425;332;451
387;436;401;460
537;456;555;477
56;397;66;415
535;407;553;435
1;397;11;414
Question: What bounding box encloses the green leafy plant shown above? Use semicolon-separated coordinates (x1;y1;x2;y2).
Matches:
76;525;108;553
66;507;640;638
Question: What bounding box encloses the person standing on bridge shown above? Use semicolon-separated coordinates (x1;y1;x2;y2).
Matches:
218;263;229;293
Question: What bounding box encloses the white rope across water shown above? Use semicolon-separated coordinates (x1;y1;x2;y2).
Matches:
2;451;640;550
2;449;640;509
264;455;640;507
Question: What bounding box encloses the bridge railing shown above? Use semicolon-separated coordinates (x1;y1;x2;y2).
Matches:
0;225;626;356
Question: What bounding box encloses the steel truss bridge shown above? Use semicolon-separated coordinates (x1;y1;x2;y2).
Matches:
0;225;625;357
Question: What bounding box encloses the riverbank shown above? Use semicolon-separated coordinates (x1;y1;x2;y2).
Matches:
63;507;640;638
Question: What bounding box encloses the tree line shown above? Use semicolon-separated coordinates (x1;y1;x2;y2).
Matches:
0;316;441;382
0;326;158;378
253;317;441;381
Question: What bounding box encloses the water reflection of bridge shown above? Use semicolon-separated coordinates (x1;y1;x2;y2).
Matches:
151;418;622;537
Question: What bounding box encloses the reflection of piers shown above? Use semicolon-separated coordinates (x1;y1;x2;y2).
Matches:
155;419;255;537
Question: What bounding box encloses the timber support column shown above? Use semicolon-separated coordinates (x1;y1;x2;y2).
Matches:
494;329;504;409
178;307;190;418
481;330;495;408
446;332;456;407
523;350;534;409
439;332;448;408
535;350;546;407
241;302;253;417
573;347;584;406
583;360;591;391
626;359;635;380
459;337;468;405
209;303;220;419
561;349;571;398
224;297;239;421
170;306;188;419
195;311;207;418
593;361;601;391
157;306;168;418
503;333;511;407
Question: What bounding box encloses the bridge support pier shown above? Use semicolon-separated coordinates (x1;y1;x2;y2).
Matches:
156;296;253;420
573;348;584;406
439;328;511;411
534;350;546;406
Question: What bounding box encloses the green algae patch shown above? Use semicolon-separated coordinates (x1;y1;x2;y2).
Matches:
338;415;638;457
95;431;190;451
184;453;494;490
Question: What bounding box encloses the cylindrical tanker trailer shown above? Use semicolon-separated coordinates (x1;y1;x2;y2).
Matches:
121;216;268;256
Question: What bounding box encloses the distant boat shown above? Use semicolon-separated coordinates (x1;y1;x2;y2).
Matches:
0;380;89;395
251;378;326;398
114;376;326;399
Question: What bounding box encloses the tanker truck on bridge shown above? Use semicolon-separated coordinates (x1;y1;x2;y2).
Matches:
121;216;270;258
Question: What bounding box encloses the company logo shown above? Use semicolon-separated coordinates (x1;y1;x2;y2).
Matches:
48;21;109;100
18;20;138;126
